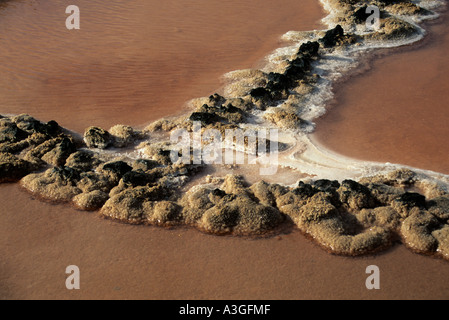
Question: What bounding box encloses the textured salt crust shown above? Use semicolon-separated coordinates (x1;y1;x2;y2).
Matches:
218;0;449;189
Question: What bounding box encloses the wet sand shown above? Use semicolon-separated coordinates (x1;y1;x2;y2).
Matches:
1;0;449;301
0;0;324;133
313;8;449;175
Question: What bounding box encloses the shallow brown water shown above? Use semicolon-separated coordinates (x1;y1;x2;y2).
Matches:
0;0;324;133
314;9;449;175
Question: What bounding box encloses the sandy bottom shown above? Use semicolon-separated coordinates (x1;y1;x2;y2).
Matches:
1;183;449;300
313;9;449;176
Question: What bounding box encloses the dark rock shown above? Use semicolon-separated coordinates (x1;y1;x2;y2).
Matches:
223;104;241;114
211;188;227;198
338;179;377;210
208;93;226;106
392;192;427;218
11;115;59;137
266;81;288;95
154;149;172;166
366;183;404;206
341;179;371;194
427;196;449;221
282;55;312;83
121;170;156;187
0;138;31;154
189;112;224;125
313;179;341;192
65;150;101;171
268;72;292;83
13;115;44;133
298;41;320;57
194;103;247;125
45;120;60;136
320;25;345;48
396;192;427;209
0;152;33;183
313;180;341;206
250;87;272;100
284;65;305;81
267;72;294;92
353;5;371;24
102;161;132;177
291;55;311;70
132;159;160;172
84;126;111;149
292;182;319;199
50;166;81;184
0;123;29;143
42;137;77;167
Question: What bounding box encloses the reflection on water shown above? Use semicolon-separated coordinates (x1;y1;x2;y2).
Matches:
0;0;323;133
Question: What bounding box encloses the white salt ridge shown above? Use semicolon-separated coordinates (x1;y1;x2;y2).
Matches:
218;0;449;188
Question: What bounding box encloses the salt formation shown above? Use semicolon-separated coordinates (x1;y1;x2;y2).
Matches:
1;0;449;261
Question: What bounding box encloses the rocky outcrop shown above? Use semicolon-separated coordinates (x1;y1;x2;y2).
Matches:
264;109;305;129
188;93;248;127
0;152;34;183
65;150;102;171
364;17;418;41
0;114;76;177
109;125;142;148
320;25;345;48
21;167;83;202
180;175;285;235
83;127;111;149
84;125;143;150
101;185;172;223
